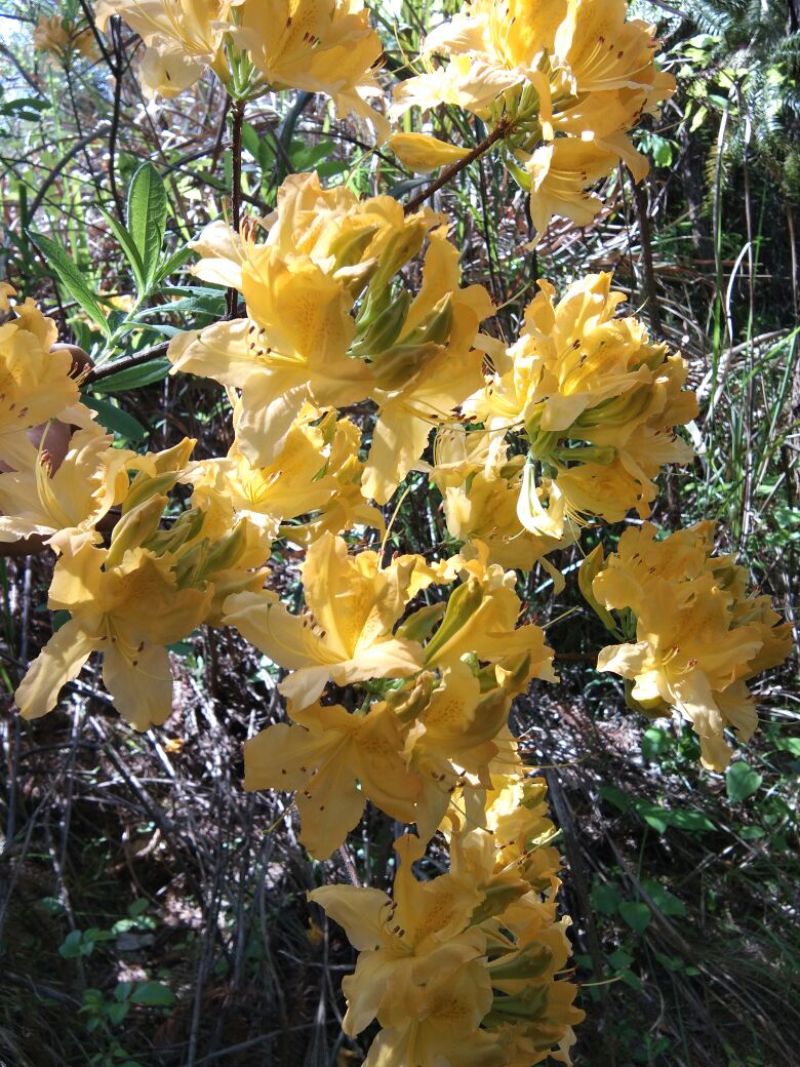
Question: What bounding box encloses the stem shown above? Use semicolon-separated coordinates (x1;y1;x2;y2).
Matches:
403;119;512;214
627;167;662;337
227;97;246;318
84;340;169;385
108;16;126;220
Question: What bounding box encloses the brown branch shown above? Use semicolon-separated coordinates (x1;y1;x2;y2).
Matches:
226;99;246;319
403;119;511;214
83;341;170;385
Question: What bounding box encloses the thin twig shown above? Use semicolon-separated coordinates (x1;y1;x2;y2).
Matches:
403;119;511;214
83;340;170;385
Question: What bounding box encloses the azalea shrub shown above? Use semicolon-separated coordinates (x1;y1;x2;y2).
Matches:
3;1;793;1064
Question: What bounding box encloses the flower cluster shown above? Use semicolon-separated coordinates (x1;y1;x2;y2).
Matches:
33;13;99;62
94;0;385;130
449;272;698;545
581;522;793;770
311;754;584;1065
391;0;675;234
6;2;793;1062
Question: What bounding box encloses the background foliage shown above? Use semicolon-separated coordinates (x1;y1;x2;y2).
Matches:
0;1;798;1064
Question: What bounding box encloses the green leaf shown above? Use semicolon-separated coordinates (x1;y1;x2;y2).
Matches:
28;231;110;336
130;981;176;1008
776;738;800;756
99;207;146;294
607;948;633;971
152;244;192;287
619;901;652;934
83;395;147;443
91;359;170;395
59;930;85;959
641;879;686;918
665;809;716;833
642;727;670;762
726;761;763;804
127;163;168;288
107;1002;130;1025
600;785;631;812
590;880;622;916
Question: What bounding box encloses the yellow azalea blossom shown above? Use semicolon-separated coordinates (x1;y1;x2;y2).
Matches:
526;135;646;234
34;15;100;61
170;173;444;468
426;541;556;683
0;427;132;550
188;404;363;538
0;294;96;473
553;0;667;95
467;272;696;536
94;0;241;97
236;0;387;137
362;962;503;1067
223;532;435;708
389;132;471;173
168;260;370;467
15;540;211;729
310;833;487;1038
434;431;576;575
396;662;538;842
33;15;70;55
363;232;493;504
243;700;421;858
588;523;792;769
393;0;673;235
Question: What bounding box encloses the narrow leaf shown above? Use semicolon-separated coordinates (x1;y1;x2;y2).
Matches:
99;207;146;294
127;163;167;288
29;231;110;336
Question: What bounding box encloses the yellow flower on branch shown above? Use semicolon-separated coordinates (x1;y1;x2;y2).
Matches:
0;427;132;550
243;700;422;858
223;531;434;708
15;540;211;729
468;272;697;537
362;231;493;504
94;0;242;96
169;173;449;469
586;523;793;770
392;0;673;235
235;0;387;135
310;833;488;1041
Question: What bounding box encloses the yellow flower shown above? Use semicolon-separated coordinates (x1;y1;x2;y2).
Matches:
433;430;576;575
15;540;211;729
0;294;91;471
33;15;70;55
236;0;387;136
188;404;363;538
388;132;471;173
361;963;502;1067
589;523;793;769
553;0;671;95
0;427;132;550
469;273;697;536
94;0;241;96
425;541;556;683
526;135;647;234
362;231;493;504
310;833;487;1038
170;173;445;468
392;0;672;237
243;700;421;858
223;532;434;708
